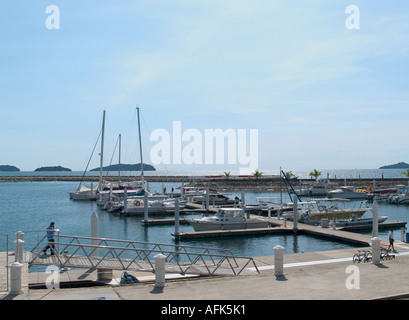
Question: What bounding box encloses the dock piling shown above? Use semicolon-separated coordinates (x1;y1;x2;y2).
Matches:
206;187;209;212
174;198;180;238
293;197;298;234
372;201;378;237
91;212;98;257
144;191;149;222
241;191;245;208
123;189;128;214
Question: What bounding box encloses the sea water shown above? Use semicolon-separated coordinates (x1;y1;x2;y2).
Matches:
1;177;407;258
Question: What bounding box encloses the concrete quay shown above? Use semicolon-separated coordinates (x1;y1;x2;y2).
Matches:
2;239;409;301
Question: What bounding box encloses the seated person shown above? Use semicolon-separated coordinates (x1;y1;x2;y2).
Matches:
120;271;140;284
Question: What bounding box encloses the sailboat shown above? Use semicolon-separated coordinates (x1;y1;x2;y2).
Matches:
70;110;106;201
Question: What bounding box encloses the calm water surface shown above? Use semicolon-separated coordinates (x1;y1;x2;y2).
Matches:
0;180;407;257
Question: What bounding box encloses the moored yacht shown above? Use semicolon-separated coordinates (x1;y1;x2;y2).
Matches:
328;186;367;199
188;208;270;231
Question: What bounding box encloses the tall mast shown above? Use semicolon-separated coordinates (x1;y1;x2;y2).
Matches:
118;133;121;179
136;107;144;178
99;110;106;190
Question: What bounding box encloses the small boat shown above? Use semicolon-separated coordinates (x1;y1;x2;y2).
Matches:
69;183;99;201
183;186;238;205
366;188;398;202
281;199;371;225
389;189;409;204
123;198;186;215
328;186;367;199
329;215;388;228
294;179;331;196
188;208;270;231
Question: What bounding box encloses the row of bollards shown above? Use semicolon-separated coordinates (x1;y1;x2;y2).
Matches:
273;236;386;278
6;203;402;295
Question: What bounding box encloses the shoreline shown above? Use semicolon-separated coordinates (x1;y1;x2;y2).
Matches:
0;175;408;191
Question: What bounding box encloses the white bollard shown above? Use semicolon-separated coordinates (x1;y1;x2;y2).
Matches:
154;254;166;288
9;262;23;295
371;237;381;264
274;245;285;277
16;231;24;241
14;239;24;263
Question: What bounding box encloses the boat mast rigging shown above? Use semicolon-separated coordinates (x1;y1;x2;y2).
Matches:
99;110;106;191
136;106;144;179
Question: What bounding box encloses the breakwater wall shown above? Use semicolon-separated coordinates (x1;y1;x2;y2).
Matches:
0;175;408;191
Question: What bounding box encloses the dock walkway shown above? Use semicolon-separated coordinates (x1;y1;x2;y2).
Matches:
3;241;409;300
175;215;399;247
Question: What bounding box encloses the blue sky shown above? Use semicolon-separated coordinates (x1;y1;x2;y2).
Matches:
0;1;408;173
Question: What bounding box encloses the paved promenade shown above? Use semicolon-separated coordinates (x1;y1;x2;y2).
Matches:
2;240;409;301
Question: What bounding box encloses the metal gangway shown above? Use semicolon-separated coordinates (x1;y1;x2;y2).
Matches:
26;235;259;277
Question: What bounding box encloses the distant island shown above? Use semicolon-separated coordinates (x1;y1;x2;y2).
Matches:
0;165;20;172
34;166;72;172
379;162;409;169
90;163;156;172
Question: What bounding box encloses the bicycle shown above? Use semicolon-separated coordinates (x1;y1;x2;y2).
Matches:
353;250;372;263
380;248;395;261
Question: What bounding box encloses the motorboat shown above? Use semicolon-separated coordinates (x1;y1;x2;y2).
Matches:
294;179;331;196
188;208;270;231
106;195;186;215
281;199;371;225
244;197;293;216
388;189;409;204
183;186;238;205
97;187;147;209
123;198;186;215
328;186;367;199
329;215;389;228
366;188;398;202
193;193;237;205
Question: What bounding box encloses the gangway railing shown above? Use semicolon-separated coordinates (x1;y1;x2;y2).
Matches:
27;235;259;276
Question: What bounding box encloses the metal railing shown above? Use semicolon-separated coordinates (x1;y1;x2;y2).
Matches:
27;235;259;276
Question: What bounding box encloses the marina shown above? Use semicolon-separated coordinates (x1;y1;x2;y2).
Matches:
2;0;409;303
1;174;409;300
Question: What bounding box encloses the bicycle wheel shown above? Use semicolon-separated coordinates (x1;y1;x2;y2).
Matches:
365;252;372;262
353;254;360;263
